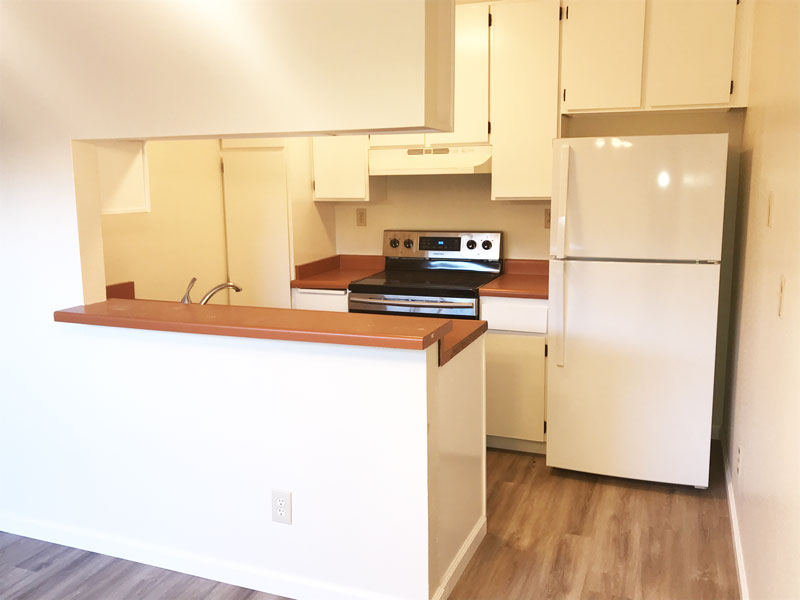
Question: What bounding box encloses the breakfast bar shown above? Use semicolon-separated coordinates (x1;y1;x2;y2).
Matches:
50;300;487;600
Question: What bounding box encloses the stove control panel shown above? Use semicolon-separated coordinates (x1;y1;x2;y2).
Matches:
383;230;502;260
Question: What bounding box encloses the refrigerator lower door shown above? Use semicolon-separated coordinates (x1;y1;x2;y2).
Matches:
546;260;720;486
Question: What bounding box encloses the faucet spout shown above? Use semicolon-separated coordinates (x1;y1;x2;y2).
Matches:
181;277;197;304
200;282;242;305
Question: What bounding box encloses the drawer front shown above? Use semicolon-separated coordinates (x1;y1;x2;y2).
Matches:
292;289;349;313
480;296;548;333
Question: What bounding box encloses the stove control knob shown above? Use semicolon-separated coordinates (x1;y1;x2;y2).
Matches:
466;240;477;250
482;240;493;250
389;238;400;248
404;238;414;249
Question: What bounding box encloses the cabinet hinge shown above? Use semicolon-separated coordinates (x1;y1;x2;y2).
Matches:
730;80;735;95
544;421;547;434
545;344;548;357
563;88;567;102
220;159;224;174
565;5;569;19
559;6;563;20
488;13;492;26
312;180;316;191
488;121;492;135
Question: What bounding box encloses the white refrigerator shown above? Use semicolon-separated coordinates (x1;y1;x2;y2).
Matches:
546;133;728;487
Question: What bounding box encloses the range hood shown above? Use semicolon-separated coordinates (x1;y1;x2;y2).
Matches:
368;145;492;176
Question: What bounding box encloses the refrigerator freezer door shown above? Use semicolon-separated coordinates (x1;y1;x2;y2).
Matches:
550;134;728;261
546;260;720;486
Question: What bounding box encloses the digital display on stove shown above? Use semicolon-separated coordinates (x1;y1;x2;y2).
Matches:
419;236;461;252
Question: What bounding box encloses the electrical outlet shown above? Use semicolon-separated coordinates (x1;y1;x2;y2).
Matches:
544;208;551;229
736;446;742;476
272;490;292;525
356;208;367;227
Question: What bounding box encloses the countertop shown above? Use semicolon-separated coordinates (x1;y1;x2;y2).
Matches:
478;259;549;299
293;255;550;300
54;299;485;366
291;255;384;290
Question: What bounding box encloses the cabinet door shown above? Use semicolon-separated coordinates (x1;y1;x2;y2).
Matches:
426;2;489;146
645;0;736;107
312;135;369;201
561;0;646;111
221;148;292;309
486;332;546;442
490;0;559;200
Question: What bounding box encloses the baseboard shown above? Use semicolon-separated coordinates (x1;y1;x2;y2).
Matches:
430;517;486;600
0;513;414;600
721;445;749;600
487;435;546;455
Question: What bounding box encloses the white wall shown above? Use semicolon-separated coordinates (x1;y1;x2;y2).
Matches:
285;138;337;267
725;2;800;598
100;140;230;304
0;325;434;600
335;175;550;259
0;2;453;597
1;1;451;140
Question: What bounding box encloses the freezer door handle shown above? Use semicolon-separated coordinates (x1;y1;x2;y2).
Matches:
550;260;566;367
553;144;571;259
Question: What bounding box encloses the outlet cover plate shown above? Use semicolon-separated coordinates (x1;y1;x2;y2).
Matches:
272;490;292;525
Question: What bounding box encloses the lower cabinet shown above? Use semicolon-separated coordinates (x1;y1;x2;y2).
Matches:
481;295;548;445
291;288;349;312
485;332;546;442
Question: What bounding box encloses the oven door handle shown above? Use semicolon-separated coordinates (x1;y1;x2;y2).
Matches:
351;298;475;308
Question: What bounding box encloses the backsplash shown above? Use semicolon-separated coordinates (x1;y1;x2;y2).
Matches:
334;174;550;259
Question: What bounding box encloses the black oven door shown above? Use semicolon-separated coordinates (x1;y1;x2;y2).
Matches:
348;293;478;319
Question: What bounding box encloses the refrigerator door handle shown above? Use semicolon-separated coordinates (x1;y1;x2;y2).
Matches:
554;144;571;259
550;260;566;367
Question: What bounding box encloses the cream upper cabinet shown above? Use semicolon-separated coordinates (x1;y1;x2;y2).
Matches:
490;0;559;200
561;0;741;112
561;0;646;111
645;0;737;107
426;2;489;146
369;2;489;150
312;135;370;201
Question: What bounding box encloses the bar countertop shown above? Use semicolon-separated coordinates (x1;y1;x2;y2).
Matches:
54;299;485;366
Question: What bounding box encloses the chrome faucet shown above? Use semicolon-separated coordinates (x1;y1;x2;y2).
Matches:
181;277;197;304
200;282;242;305
181;277;242;304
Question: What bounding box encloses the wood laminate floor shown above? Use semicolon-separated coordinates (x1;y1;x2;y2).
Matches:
450;442;739;600
0;444;738;600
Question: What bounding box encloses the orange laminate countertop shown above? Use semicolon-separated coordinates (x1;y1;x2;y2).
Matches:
479;259;549;299
53;299;485;364
292;254;383;290
439;319;488;366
